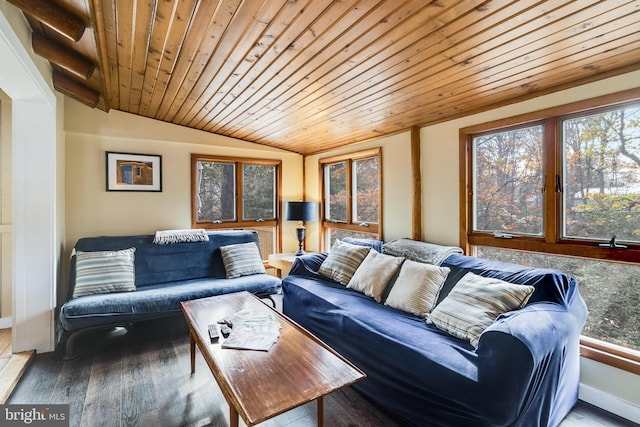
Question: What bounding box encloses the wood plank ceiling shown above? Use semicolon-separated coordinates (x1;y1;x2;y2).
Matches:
9;0;640;155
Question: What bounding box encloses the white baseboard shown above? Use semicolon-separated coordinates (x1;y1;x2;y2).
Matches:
579;383;640;424
0;317;12;329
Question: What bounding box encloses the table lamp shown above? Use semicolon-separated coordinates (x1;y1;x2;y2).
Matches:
286;201;317;255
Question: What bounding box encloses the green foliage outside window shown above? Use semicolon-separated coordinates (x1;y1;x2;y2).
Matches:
326;162;347;222
477;246;640;353
197;161;235;223
472;125;544;235
354;157;379;224
242;164;276;220
563;106;640;242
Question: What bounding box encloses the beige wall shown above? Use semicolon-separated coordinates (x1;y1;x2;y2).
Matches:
64;98;303;260
0;1;51;88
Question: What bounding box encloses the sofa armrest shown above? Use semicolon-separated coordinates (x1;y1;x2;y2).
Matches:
288;252;328;277
474;300;587;424
479;299;586;361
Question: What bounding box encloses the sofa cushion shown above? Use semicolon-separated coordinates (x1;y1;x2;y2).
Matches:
61;274;281;331
73;248;136;298
220;242;266;279
384;260;449;317
347;250;404;302
428;272;535;347
318;240;370;285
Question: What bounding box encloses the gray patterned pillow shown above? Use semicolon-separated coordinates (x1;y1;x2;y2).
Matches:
427;272;535;347
318;240;371;285
347;250;404;302
220;242;266;279
384;260;450;316
382;238;462;266
73;248;136;298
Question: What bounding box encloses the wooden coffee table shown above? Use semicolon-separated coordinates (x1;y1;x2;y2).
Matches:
180;291;365;427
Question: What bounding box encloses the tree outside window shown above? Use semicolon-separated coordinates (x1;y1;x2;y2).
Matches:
192;155;281;258
320;149;381;249
472;125;544;236
563;107;640;243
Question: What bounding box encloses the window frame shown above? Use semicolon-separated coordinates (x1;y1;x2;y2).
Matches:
319;148;382;251
191;154;282;251
460;88;640;374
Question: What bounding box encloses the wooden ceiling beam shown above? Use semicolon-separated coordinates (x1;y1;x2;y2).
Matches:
7;0;85;42
52;71;100;108
32;32;94;80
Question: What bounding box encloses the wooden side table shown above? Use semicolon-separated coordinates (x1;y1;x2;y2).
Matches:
268;252;305;277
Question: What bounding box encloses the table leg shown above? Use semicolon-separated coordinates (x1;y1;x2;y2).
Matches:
230;405;239;427
317;395;324;427
190;332;196;374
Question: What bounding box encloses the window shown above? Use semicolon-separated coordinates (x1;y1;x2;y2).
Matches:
461;89;640;373
477;247;640;355
472;124;544;236
563;108;640;244
320;148;381;249
192;154;281;258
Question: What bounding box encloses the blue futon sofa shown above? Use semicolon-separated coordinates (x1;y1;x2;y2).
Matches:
282;242;587;427
60;230;281;357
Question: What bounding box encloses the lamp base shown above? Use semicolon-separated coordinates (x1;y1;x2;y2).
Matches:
295;226;306;256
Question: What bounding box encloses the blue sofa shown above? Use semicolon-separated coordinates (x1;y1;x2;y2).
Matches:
282;248;587;427
60;230;281;358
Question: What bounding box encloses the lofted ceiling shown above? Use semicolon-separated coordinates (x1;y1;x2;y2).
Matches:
8;0;640;155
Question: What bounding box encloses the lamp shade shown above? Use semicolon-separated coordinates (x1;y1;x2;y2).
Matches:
285;201;317;222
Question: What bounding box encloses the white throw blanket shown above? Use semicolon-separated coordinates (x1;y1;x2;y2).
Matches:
153;228;209;244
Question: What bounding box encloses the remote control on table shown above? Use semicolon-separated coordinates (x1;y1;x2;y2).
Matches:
208;324;219;341
220;324;231;338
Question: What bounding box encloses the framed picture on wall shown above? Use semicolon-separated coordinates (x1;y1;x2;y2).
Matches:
106;151;162;192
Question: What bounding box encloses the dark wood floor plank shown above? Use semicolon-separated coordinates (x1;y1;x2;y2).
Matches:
50;356;92;426
121;342;156;424
81;349;123;426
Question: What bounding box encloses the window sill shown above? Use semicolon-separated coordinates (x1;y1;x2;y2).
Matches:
580;336;640;375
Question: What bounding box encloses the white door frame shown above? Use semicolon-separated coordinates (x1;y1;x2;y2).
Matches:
0;7;57;353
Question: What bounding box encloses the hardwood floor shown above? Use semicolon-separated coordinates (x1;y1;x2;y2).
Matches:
8;316;403;427
6;308;638;427
0;328;34;403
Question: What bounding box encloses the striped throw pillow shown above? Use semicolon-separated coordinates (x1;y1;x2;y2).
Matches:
384;260;450;316
220;242;266;279
73;248;136;298
347;250;404;302
318;240;371;286
427;272;535;348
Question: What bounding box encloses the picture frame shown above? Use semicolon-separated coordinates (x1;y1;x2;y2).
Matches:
106;151;162;192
